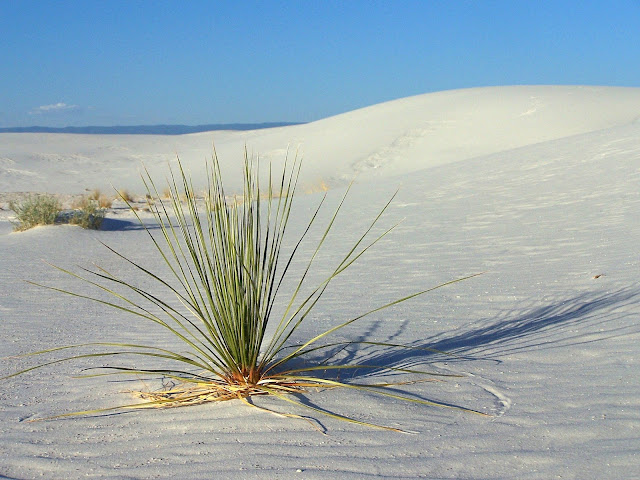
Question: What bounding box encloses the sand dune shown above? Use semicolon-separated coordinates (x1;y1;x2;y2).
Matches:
2;85;639;194
1;86;639;479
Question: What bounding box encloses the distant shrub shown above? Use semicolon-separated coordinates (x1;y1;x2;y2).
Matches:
99;196;113;208
304;179;330;194
117;189;135;203
87;189;101;201
9;195;61;231
88;189;113;208
68;196;106;230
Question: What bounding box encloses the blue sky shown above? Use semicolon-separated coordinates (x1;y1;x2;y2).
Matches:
2;0;639;127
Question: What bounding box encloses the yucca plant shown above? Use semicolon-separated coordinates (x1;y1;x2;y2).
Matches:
5;148;482;432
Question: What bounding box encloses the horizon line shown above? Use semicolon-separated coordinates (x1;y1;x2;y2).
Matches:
0;122;306;135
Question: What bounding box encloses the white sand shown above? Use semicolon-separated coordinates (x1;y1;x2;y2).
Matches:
1;85;639;479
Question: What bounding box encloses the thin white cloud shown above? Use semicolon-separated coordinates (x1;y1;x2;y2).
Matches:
30;103;79;115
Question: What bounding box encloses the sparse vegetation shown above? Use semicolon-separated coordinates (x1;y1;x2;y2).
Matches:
68;196;106;229
304;179;330;194
117;189;135;203
88;189;113;208
9;195;61;231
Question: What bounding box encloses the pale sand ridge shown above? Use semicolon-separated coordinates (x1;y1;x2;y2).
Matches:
2;85;639;194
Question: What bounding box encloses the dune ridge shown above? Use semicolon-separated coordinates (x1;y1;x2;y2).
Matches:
1;85;639;195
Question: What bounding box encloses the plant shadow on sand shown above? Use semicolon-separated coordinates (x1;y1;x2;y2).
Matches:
48;287;640;430
300;286;640;381
100;217;161;232
264;287;640;425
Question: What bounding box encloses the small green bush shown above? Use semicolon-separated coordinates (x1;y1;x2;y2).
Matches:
68;196;105;230
9;195;61;231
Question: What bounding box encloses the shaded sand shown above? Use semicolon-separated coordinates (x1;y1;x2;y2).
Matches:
1;86;639;479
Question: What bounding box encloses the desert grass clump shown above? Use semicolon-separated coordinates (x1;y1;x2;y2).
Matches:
9;194;61;231
304;178;330;194
68;196;106;230
6;148;482;432
88;189;113;208
117;189;135;203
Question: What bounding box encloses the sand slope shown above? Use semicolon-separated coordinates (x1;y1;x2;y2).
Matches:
1;86;639;479
2;85;640;194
